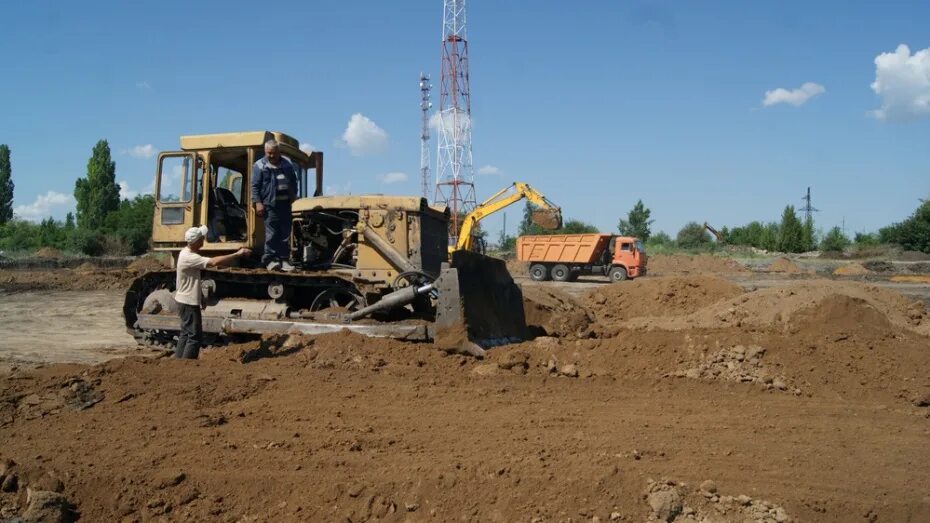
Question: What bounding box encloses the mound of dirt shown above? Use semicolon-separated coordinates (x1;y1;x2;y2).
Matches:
520;285;593;337
765;257;804;274
898;250;930;261
505;258;527;277
585;275;744;326
833;263;871;276
33;247;61;259
626;280;929;337
0;268;135;292
127;254;171;274
647;254;748;275
74;262;98;274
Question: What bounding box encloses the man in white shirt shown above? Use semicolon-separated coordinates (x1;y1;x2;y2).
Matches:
175;225;251;359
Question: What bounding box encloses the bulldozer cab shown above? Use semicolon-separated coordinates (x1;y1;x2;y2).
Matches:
152;131;322;255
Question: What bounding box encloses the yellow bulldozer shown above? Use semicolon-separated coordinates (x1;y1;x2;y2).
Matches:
123;131;526;351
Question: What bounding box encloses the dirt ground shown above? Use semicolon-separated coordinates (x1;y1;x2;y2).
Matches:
1;255;930;522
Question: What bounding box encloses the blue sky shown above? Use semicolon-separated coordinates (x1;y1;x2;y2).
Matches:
1;0;929;240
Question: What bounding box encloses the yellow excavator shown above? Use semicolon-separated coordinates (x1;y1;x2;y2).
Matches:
454;182;562;253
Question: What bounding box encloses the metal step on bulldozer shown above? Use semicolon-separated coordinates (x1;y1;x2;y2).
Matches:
123;131;527;354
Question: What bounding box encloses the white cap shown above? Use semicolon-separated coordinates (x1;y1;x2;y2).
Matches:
184;225;208;245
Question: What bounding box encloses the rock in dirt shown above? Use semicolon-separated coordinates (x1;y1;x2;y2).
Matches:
30;473;64;494
153;470;186;489
23;488;77;523
644;480;683;522
559;364;579;378
2;472;19;492
700;480;717;494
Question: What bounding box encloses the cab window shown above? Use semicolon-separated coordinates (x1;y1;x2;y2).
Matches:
620;242;632;251
158;155;194;202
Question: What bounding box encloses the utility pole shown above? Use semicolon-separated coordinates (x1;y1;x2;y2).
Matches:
434;0;477;245
800;186;819;223
419;73;432;200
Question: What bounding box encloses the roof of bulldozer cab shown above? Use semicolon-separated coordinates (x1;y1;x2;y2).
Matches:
293;195;449;217
179;131;301;152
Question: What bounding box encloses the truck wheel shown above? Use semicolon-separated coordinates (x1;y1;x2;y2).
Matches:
551;264;570;282
529;264;549;281
609;266;628;282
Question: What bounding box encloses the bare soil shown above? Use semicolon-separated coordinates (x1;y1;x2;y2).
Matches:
647;254;750;276
1;264;930;521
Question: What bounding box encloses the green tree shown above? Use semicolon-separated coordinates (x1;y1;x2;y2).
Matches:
676;221;711;249
0;144;13;224
802;215;816;252
879;200;930;253
777;205;805;253
820;226;851;252
646;231;672;246
853;232;878;246
64;212;75;230
74;140;120;230
102;195;155;255
559;219;599;234
617;199;653;241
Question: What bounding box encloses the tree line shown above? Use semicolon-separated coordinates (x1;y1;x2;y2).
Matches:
496;197;930;255
0;141;154;256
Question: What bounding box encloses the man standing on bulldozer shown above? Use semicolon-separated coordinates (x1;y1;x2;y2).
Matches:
251;139;298;272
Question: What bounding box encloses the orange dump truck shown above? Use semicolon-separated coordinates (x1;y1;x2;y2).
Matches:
516;234;647;282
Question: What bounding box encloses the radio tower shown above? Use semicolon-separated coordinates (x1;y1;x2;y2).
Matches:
434;0;477;242
419;73;432;200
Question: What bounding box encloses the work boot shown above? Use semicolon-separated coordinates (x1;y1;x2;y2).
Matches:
280;261;296;273
266;260;282;271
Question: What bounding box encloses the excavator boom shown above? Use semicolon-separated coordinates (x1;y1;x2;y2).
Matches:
456;182;562;252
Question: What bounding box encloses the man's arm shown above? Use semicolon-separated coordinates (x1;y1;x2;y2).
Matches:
250;163;265;216
206;248;251;268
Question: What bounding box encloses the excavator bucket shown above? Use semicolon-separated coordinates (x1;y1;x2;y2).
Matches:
531;208;562;230
433;250;527;349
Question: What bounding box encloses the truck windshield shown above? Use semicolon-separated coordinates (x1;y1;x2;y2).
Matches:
635;240;645;253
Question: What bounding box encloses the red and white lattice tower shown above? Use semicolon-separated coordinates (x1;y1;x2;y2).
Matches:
434;0;476;242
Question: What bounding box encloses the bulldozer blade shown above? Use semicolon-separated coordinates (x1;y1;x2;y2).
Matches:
433;250;527;348
531;208;562;230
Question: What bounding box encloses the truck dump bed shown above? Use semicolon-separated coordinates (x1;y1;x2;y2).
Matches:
517;234;611;264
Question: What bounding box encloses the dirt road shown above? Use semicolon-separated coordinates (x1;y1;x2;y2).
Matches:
0;290;139;367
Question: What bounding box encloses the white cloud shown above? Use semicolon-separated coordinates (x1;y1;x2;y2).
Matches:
477;164;501;175
125;144;157;159
869;44;930;122
376;172;408;184
340;113;388;156
429;109;472;136
119;181;138;200
13;191;75;222
299;143;316;154
762;82;825;107
135;81;152;90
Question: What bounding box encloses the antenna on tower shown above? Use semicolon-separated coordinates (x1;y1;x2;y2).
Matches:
419;73;432;200
800;186;820;223
434;0;477;244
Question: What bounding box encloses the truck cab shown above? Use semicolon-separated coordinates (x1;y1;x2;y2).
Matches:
609;236;647;281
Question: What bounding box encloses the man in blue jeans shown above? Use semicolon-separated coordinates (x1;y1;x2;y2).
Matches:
251;139;299;272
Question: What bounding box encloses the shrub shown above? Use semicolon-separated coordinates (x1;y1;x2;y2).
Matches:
676;222;712;249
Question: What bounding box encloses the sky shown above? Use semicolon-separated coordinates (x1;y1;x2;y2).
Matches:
1;0;929;240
